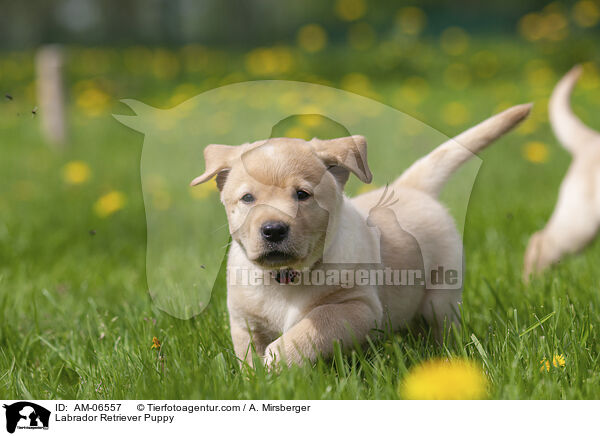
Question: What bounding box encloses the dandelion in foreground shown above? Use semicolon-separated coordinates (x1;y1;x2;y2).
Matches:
540;354;566;372
400;358;488;400
151;336;161;350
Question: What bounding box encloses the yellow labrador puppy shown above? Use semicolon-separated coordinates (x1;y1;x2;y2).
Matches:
191;104;531;367
524;65;600;280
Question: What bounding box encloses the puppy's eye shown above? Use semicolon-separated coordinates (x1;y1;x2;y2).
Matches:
296;190;311;201
241;193;255;203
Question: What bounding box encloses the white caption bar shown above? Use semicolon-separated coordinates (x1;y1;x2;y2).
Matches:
0;400;596;435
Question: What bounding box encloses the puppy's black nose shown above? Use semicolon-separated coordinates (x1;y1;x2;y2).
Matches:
261;221;289;243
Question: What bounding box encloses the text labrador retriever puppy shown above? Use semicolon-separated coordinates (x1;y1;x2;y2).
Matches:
191;104;531;367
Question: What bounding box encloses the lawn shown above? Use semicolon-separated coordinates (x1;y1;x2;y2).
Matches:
1;37;600;399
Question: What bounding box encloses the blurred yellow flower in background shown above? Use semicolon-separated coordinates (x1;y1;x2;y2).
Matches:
334;0;366;21
284;127;311;140
572;0;600;27
396;7;427;35
440;27;469;55
400;358;489;400
540;354;566;372
75;81;111;117
297;24;328;53
94;191;127;217
340;72;377;98
62;161;91;185
189;182;217;200
518;7;569;42
245;46;293;76
442;102;470;126
298;112;323;127
523;141;549;163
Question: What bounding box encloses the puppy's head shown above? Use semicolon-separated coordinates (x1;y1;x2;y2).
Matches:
191;136;371;269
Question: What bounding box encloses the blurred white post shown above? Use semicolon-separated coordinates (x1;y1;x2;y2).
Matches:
35;45;67;148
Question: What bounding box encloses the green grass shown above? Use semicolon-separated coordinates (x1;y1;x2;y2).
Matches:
1;39;600;399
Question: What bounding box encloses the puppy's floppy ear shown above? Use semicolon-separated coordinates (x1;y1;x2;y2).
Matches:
312;135;372;184
190;144;238;190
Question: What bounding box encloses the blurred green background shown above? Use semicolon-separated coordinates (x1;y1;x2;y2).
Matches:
2;0;600;399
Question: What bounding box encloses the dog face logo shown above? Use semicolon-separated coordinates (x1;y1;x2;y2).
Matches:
2;402;50;434
114;80;482;318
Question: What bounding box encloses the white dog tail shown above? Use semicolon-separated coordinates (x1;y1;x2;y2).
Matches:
395;103;532;198
549;65;600;154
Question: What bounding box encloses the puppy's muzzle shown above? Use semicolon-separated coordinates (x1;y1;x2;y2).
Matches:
261;221;289;243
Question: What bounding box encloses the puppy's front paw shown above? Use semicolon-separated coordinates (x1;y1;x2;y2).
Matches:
263;341;284;369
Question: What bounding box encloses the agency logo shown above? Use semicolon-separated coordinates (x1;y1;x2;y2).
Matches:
2;402;50;434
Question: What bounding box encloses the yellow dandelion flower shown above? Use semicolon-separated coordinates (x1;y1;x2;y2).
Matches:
93;191;126;218
151;336;161;350
334;0;366;22
62;161;91;185
540;354;566;372
540;359;551;372
553;354;566;367
297;24;327;53
523;141;549;163
400;358;489;400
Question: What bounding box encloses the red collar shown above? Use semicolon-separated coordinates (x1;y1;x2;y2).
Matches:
274;269;300;284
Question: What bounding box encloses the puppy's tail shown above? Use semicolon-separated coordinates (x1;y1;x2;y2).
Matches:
549;65;600;154
395;103;532;198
